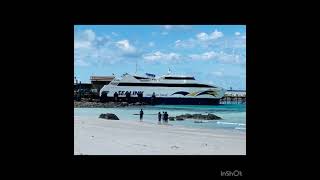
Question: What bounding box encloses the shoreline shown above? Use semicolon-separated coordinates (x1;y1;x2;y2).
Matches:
74;116;246;155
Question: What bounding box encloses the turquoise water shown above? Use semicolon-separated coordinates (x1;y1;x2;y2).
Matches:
74;104;246;132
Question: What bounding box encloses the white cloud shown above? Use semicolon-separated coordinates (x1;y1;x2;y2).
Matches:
161;25;192;30
148;42;155;47
74;29;141;67
174;29;224;49
189;51;244;64
111;32;118;36
74;40;91;49
115;40;136;53
74;29;96;49
209;29;224;39
218;52;241;64
163;25;172;29
74;59;90;67
196;32;208;41
82;29;96;41
161;31;168;35
196;29;223;41
189;51;219;60
143;51;181;63
154;26;193;38
174;39;196;48
235;32;241;36
231;34;246;49
212;71;223;76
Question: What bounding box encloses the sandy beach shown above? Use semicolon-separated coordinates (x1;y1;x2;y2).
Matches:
74;116;246;155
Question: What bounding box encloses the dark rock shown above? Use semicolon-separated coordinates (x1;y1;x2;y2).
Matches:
192;114;203;119
99;113;119;120
120;102;129;107
175;113;221;120
175;116;185;120
169;117;175;121
207;113;222;120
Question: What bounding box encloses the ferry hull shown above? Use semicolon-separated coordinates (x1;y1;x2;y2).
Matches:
144;97;221;105
99;75;226;105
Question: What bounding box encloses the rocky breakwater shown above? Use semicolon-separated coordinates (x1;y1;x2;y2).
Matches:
173;113;222;121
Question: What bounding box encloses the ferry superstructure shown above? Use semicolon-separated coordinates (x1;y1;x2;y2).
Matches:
99;73;226;105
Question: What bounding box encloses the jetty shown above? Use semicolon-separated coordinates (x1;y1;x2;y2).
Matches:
220;90;246;104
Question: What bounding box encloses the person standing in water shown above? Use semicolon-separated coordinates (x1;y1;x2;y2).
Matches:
165;112;168;123
158;112;162;123
140;109;144;121
162;111;165;122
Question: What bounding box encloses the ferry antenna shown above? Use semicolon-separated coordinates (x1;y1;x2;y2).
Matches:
135;60;137;75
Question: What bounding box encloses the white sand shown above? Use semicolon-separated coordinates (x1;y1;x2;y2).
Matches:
74;116;246;155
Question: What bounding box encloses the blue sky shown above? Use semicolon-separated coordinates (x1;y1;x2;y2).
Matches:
74;25;246;90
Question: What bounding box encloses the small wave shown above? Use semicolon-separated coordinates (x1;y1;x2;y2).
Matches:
235;127;246;130
217;121;246;126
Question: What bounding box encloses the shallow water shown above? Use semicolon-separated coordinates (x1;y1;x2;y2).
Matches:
74;104;246;132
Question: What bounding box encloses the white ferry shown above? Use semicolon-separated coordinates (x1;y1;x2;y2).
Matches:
99;72;226;105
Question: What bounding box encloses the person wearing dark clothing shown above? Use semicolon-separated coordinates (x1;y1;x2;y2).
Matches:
162;111;165;122
151;92;156;105
164;112;168;123
158;112;162;123
140;109;144;121
125;91;131;103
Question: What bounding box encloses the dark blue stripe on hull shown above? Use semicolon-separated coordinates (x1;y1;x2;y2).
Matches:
101;96;221;105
